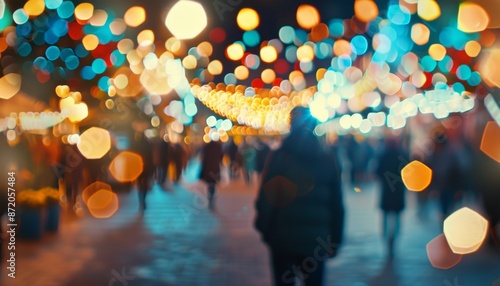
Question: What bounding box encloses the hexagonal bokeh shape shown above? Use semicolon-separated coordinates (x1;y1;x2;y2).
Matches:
0;73;21;100
480;121;500;163
108;151;144;183
87;189;119;219
82;181;112;204
401;160;432;192
165;0;207;40
426;234;462;269
443;207;489;254
77;127;111;159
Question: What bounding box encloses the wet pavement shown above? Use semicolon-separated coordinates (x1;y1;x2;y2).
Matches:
1;162;499;286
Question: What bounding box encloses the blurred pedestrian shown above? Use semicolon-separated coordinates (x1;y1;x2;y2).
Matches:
428;129;462;219
255;138;271;179
131;131;154;213
171;142;187;184
200;139;223;209
60;143;84;209
472;118;500;249
225;137;240;180
239;137;257;185
255;106;344;286
157;137;170;188
375;136;407;259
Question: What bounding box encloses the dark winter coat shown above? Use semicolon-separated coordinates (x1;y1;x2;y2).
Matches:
200;140;224;184
376;146;407;212
254;130;344;256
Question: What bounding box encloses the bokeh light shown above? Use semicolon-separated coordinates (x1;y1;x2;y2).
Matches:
480;121;500;163
443;207;489;254
458;2;489;33
417;0;441;21
82;181;112;204
226;43;245;61
401;160;432;192
109;151;144;182
65;102;89;122
74;3;94;21
77;127;111;159
124;6;146;27
260;45;278;63
480;49;500;87
354;0;379;22
24;0;45;17
207;60;223;75
426;234;463;269
429;44;446;61
165;0;207;40
464;40;481;57
237;8;259;31
0;73;21;100
411;23;430;45
87;189;119;219
82;34;99;51
296;4;320;29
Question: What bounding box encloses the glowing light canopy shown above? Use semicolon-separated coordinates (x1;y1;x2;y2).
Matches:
165;0;207;40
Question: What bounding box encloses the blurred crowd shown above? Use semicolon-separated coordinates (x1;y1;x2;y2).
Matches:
0;105;500;285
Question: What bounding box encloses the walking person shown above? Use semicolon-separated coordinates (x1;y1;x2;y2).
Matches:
255;138;271;180
131;131;154;213
157;138;170;189
375;135;407;259
255;106;344;286
225;137;240;180
239;137;257;185
428;129;462;219
200;139;223;209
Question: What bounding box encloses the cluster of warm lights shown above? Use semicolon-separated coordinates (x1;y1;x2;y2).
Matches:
427;207;488;269
191;82;315;134
56;85;88;123
2;0;497;136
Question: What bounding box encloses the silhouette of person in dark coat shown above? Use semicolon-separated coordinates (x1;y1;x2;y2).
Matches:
225;137;240;180
157;138;170;188
375;136;407;259
200;139;223;209
131;132;154;212
255;106;344;286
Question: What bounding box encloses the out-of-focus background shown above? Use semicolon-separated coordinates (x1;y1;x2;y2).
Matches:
0;0;500;285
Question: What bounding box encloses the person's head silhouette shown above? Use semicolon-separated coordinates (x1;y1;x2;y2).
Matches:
289;106;317;132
